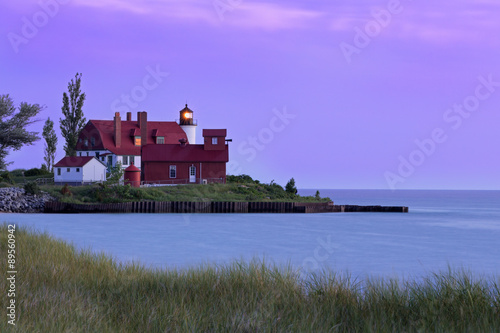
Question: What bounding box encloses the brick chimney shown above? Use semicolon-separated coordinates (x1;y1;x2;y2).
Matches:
139;111;148;146
126;112;132;121
114;112;121;148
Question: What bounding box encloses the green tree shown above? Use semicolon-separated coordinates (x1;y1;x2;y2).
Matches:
42;117;58;172
315;190;321;200
285;177;298;195
0;94;42;170
106;161;124;184
60;73;86;156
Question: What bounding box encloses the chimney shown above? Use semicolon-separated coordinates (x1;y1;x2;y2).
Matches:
139;111;148;146
179;138;187;147
114;112;121;148
137;111;142;128
126;112;132;121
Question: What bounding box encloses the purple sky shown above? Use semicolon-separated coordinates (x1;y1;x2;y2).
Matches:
1;0;499;190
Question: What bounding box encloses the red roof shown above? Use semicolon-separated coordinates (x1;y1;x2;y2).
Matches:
142;144;228;163
203;129;227;137
124;164;141;172
76;119;188;156
54;156;96;167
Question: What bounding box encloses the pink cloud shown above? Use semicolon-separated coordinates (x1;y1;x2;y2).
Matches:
328;1;500;46
70;0;325;30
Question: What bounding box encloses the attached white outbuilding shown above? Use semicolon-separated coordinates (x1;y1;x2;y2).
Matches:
54;156;107;184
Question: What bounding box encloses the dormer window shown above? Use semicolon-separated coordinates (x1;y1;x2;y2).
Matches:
135;136;141;146
212;137;218;145
157;136;164;144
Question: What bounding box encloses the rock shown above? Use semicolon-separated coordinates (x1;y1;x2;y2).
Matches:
0;187;55;213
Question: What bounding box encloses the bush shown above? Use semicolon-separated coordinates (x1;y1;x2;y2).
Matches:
0;171;13;184
285;178;298;196
227;174;260;184
61;184;72;196
10;169;26;177
24;167;51;177
24;181;41;195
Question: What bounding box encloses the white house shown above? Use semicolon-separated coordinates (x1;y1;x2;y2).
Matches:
54;156;107;185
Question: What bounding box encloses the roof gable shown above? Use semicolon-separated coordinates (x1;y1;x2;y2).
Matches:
54;156;96;167
76;119;188;156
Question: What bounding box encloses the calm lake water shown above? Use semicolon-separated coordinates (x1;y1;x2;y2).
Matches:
3;190;500;279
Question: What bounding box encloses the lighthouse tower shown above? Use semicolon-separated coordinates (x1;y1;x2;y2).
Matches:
179;104;197;144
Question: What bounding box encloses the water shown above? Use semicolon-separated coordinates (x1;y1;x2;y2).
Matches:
3;190;500;279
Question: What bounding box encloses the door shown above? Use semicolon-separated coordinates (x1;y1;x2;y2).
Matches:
189;165;196;183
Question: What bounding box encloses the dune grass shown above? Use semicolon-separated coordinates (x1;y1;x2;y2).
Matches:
1;224;499;332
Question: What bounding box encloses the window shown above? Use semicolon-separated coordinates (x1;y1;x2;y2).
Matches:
84;139;88;147
123;156;128;165
212;137;218;145
79;152;82;156
76;168;80;172
91;137;95;147
96;152;100;159
57;168;61;176
130;156;135;165
135;136;141;146
67;168;70;172
157;136;164;144
86;152;89;156
169;165;176;178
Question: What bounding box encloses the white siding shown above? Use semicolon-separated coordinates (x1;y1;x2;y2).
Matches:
82;158;107;182
54;166;83;183
54;158;107;183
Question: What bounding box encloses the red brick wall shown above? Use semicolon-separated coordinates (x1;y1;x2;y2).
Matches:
143;161;226;183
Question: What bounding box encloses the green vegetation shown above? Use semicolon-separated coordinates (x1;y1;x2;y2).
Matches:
285;177;298;195
23;181;41;195
0;171;14;186
4;168;53;185
2;171;327;203
42;117;58;171
60;72;86;157
0;94;43;169
1;224;499;332
106;161;124;185
41;180;331;204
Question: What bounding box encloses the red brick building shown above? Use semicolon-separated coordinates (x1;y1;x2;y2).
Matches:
142;129;228;184
69;105;229;185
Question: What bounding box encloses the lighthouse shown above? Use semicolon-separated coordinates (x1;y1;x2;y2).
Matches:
179;104;197;144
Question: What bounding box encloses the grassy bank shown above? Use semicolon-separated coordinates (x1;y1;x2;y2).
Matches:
40;182;331;204
1;224;499;332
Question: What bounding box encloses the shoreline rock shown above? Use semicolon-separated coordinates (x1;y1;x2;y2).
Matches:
0;187;55;213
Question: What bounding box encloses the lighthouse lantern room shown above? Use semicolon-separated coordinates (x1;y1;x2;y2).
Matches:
179;104;197;144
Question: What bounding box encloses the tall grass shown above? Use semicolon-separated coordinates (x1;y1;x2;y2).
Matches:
41;183;332;204
1;224;499;332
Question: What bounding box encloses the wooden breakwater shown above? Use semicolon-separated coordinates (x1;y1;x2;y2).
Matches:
44;201;408;214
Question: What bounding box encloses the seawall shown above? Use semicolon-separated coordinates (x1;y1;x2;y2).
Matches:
44;201;409;214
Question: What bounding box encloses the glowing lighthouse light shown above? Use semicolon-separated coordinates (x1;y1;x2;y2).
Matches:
179;104;197;144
